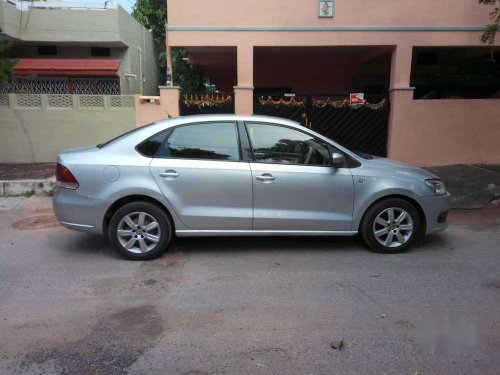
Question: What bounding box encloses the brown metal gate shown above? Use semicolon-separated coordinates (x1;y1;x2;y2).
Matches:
254;94;390;156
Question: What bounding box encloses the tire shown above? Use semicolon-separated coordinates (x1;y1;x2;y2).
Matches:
109;201;172;260
360;198;421;254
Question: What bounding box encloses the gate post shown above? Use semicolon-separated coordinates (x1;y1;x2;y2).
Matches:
387;44;414;159
235;44;254;115
234;86;254;115
158;85;180;117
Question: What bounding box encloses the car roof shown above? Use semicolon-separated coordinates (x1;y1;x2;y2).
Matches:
154;114;301;128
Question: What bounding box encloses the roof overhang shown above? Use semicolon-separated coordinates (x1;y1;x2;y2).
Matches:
13;58;121;76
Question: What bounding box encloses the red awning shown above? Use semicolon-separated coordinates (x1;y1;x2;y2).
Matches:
13;59;121;77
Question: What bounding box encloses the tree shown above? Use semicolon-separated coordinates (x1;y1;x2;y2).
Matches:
0;29;16;85
132;0;207;92
479;0;500;45
132;0;166;46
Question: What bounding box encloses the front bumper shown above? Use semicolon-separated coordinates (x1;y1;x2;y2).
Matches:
53;187;106;235
417;193;451;235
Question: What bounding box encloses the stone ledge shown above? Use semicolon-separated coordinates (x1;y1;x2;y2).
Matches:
1;179;56;197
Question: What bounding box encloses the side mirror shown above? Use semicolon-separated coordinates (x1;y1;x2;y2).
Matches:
331;152;345;168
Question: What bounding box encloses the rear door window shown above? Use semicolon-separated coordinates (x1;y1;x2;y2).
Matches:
160;122;240;161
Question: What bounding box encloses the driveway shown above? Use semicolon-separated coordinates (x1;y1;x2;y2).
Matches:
1;197;500;374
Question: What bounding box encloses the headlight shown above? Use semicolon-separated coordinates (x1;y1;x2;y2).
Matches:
425;179;447;195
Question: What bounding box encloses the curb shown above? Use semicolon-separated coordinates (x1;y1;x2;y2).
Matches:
0;178;56;197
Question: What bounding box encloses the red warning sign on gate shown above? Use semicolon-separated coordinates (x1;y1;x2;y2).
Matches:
349;93;365;104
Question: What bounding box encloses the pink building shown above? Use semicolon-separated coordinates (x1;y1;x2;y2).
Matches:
136;0;500;166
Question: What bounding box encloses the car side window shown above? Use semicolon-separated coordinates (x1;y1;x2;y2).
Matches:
246;123;331;166
135;131;169;157
159;122;240;161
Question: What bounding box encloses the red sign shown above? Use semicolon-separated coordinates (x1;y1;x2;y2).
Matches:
349;93;365;104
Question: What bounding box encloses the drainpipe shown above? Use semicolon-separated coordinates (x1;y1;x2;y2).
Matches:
138;47;143;95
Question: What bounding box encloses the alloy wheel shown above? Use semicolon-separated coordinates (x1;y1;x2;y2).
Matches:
372;207;414;248
117;212;161;253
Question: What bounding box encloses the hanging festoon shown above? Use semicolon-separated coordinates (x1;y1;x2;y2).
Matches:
312;97;387;110
183;93;232;109
257;96;306;107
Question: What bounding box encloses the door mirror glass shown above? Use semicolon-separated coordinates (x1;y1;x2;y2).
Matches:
331;152;345;168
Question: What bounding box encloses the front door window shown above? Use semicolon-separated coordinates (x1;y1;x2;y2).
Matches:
246;123;331;166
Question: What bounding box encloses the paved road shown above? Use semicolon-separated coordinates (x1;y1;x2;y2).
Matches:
1;198;500;375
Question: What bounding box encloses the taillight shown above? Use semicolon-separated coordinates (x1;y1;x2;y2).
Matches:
56;163;79;190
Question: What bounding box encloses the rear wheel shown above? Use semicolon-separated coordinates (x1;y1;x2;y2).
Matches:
361;198;421;254
109;201;172;260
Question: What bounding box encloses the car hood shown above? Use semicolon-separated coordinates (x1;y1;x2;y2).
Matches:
365;157;439;180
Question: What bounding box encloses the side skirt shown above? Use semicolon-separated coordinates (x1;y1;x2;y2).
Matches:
176;230;358;237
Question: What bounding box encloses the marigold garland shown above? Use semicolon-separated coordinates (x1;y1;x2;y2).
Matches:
258;96;306;107
313;98;387;110
183;94;232;108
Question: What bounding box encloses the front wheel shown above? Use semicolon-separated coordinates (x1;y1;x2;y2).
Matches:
109;201;172;260
360;198;421;254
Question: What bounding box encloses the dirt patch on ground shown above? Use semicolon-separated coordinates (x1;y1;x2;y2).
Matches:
449;202;500;231
88;251;188;299
10;305;163;375
12;215;60;230
0;163;56;180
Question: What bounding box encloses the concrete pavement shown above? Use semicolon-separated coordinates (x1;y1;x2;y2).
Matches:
0;197;499;374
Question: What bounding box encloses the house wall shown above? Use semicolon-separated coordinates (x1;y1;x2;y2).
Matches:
0;94;135;163
144;0;500;166
389;91;500;166
168;0;489;28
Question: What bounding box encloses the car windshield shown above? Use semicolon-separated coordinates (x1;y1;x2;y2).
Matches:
96;122;158;148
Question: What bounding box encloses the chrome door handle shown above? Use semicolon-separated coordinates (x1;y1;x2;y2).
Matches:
159;170;179;178
256;173;275;182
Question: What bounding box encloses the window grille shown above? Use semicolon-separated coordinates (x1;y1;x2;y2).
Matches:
0;78;120;95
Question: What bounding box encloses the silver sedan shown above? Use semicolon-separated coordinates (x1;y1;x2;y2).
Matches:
53;115;450;260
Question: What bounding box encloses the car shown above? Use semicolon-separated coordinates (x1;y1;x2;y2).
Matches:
53;114;450;260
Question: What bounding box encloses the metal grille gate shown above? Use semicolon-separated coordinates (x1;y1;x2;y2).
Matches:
180;92;234;115
254;94;390;157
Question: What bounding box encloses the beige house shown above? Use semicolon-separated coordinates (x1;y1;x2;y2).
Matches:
0;0;158;95
137;0;500;167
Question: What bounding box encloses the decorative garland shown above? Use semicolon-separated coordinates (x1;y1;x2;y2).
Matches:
313;98;387;110
183;94;232;108
258;96;306;107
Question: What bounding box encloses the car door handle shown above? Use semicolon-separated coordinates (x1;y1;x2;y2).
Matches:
256;173;275;182
159;170;179;178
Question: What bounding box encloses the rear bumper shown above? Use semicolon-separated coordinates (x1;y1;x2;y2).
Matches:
417;193;451;235
53;187;106;235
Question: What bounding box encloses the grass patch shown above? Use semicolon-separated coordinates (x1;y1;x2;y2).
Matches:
6;189;35;198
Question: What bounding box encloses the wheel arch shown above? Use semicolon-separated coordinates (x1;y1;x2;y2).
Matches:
103;194;177;237
357;194;427;235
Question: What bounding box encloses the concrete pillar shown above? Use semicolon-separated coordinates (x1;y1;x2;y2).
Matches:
159;85;180;117
387;44;415;159
235;44;254;114
389;44;413;89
